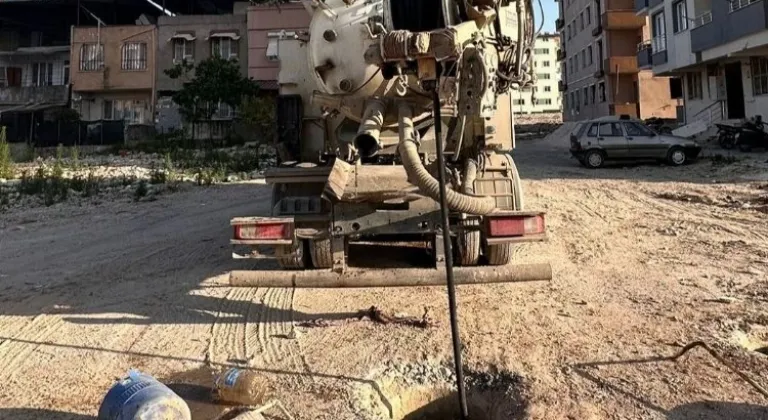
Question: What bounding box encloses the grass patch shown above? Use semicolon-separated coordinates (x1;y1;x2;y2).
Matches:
0;138;14;179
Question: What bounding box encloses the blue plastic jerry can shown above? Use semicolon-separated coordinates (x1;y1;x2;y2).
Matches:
98;370;191;420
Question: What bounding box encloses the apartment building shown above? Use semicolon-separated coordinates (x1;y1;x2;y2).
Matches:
70;24;157;125
637;0;768;128
511;33;563;114
155;10;248;132
0;28;71;142
247;3;311;90
557;0;679;121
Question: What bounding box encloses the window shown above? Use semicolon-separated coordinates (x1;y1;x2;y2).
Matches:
587;45;593;65
583;86;589;105
211;37;238;59
590;84;596;103
564;95;568;110
751;57;768;96
574;91;580;110
103;99;149;124
544;86;552;92
598;122;623;136
0;67;5;87
574;54;579;70
568;57;573;73
673;1;688;33
579;12;585;31
581;50;587;68
586;6;591;25
536;98;553;105
686;71;702;99
513;98;526;105
79;43;104;71
173;38;194;62
567;24;572;40
624;122;655;136
587;123;598;137
63;60;70;85
542;60;551;67
598;82;606;102
534;48;550;54
731;0;760;12
121;42;147;70
32;62;53;86
538;73;551;80
652;12;667;52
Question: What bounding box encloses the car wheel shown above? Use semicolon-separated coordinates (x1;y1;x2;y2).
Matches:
584;150;605;169
667;147;687;166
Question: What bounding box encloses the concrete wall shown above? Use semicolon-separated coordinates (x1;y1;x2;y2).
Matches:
637;70;678;118
247;3;311;82
0;85;69;105
72;90;152;122
155;14;248;92
70;25;156;92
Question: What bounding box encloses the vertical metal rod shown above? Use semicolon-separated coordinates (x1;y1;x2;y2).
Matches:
432;89;469;419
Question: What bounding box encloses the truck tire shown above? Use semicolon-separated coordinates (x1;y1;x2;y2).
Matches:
456;219;480;266
276;241;306;269
485;243;513;265
309;238;333;269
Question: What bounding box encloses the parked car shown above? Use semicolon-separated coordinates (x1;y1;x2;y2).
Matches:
569;116;702;169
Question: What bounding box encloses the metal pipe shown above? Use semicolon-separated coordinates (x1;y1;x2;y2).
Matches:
354;98;386;157
432;88;468;420
229;263;553;288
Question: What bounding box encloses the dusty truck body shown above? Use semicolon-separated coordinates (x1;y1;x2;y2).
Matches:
231;0;550;281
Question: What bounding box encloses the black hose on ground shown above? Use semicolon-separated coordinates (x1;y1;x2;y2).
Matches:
396;103;496;215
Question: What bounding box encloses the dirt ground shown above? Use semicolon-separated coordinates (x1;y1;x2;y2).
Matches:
1;131;767;420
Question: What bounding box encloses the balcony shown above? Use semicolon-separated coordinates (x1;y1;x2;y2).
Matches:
637;42;653;68
690;4;767;53
556;18;565;31
592;25;603;36
610;103;638;118
651;35;668;65
0;85;70;106
557;49;566;61
601;0;646;29
594;67;605;78
558;81;568;92
635;0;648;14
605;56;639;73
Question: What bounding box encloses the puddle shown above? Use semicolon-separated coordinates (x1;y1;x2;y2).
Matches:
163;366;230;420
354;363;529;420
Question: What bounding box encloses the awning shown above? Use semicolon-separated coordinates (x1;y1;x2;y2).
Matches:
0;46;70;56
0;102;68;114
169;32;196;42
207;31;241;40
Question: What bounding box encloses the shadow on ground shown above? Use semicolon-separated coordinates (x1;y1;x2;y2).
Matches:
0;409;93;420
667;401;768;420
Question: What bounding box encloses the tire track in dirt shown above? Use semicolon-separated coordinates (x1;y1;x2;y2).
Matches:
208;287;258;364
0;315;63;378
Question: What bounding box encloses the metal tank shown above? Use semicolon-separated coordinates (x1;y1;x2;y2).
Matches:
230;0;551;282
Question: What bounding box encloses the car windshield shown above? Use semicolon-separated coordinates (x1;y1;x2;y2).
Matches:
624;122;655;136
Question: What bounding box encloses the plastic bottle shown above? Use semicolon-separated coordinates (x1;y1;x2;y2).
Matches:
213;368;272;406
98;369;191;420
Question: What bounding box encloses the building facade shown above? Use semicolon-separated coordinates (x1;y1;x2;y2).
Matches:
511;33;563;114
558;0;679;121
0;28;71;142
155;11;248;133
247;3;311;90
637;0;768;127
70;24;157;125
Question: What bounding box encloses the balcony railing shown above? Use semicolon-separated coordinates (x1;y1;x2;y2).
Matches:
635;0;649;13
0;85;69;105
556;18;565;30
592;25;603;36
730;0;760;12
558;81;568;92
692;11;713;28
557;49;566;61
637;41;653;68
651;35;667;53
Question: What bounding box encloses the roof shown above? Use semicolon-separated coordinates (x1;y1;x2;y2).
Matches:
0;102;68;114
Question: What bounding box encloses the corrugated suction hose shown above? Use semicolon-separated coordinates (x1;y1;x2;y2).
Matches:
396;103;496;215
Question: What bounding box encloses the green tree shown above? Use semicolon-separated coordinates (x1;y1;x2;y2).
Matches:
164;57;260;134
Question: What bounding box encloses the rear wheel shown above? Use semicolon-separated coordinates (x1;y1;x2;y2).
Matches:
455;219;480;266
309;238;333;269
276;240;307;269
485;243;513;266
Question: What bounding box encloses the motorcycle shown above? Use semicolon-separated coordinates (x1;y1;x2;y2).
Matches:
735;115;768;152
715;123;739;149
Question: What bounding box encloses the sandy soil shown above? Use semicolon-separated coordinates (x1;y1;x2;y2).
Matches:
1;132;767;420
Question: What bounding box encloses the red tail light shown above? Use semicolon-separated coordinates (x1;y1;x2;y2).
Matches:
234;223;292;240
487;214;545;237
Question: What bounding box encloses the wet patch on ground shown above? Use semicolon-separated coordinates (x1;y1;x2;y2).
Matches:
352;362;529;420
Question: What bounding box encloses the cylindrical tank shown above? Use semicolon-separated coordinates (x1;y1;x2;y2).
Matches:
98;370;191;420
213;368;272;406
